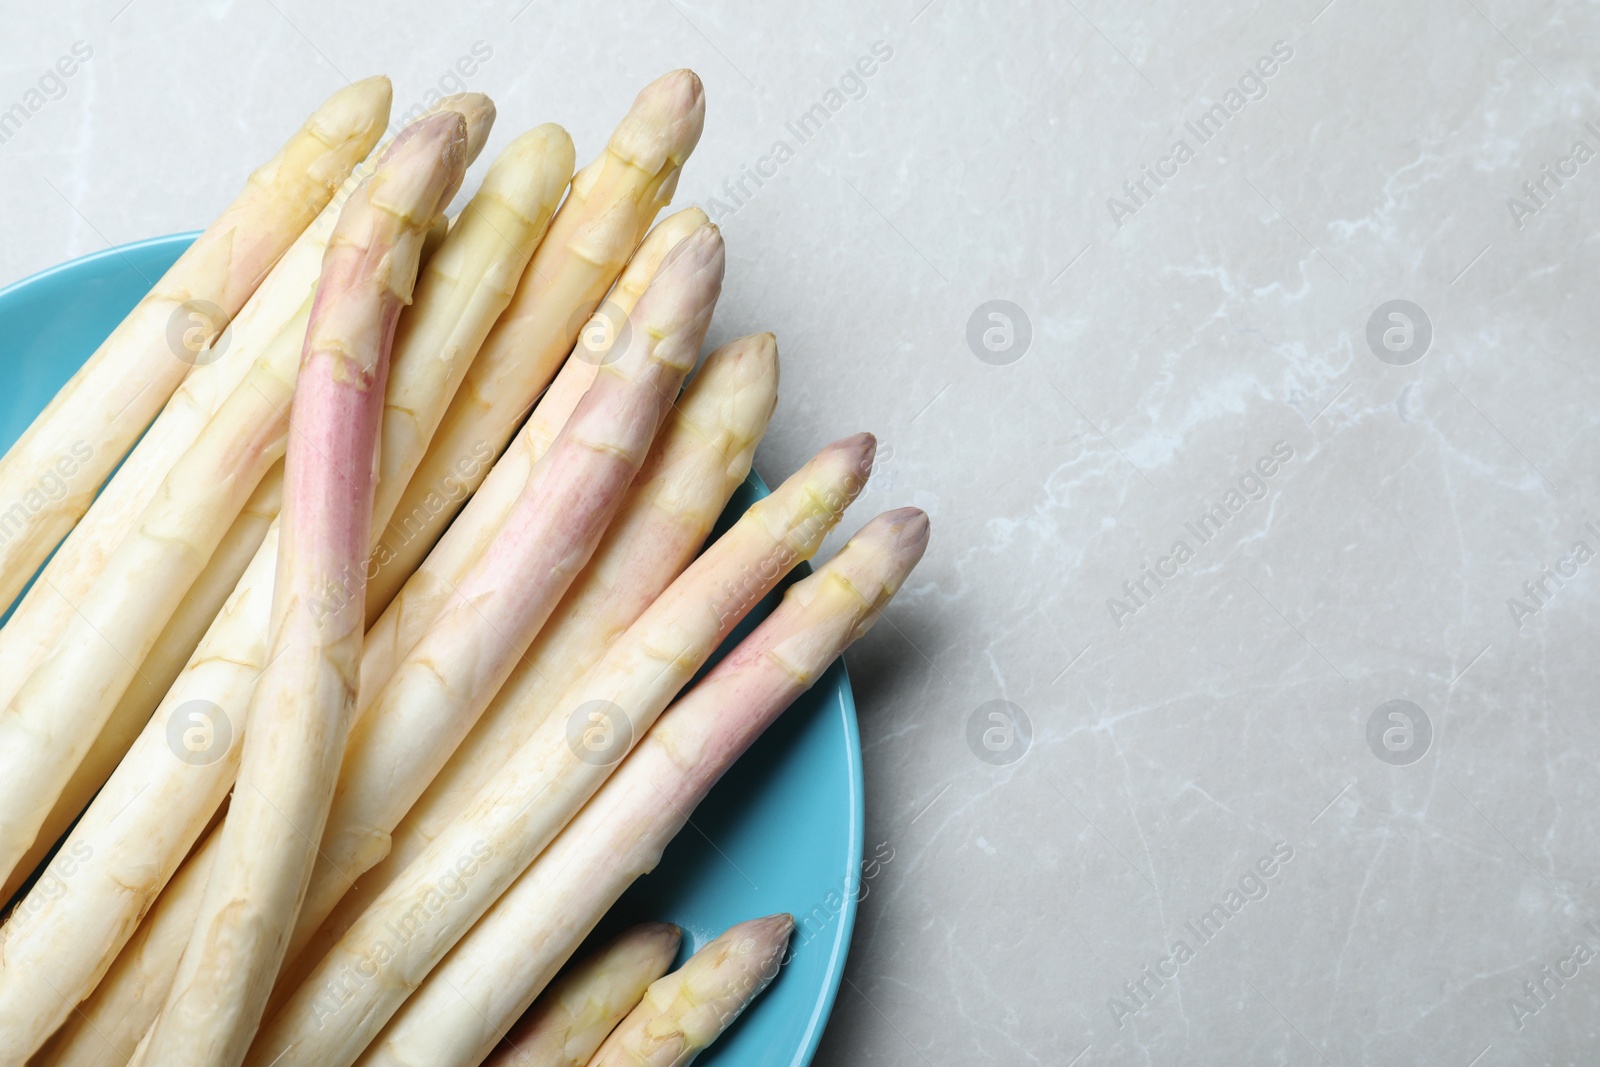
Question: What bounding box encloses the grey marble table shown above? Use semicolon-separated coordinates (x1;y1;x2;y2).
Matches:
3;1;1597;1063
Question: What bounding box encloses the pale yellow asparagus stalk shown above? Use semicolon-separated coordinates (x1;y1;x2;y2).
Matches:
250;437;877;1067
369;123;574;529
282;226;724;971
521;206;710;455
365;69;706;622
0;91;486;717
34;833;224;1067
482;924;681;1067
0;79;393;617
0;106;527;1063
0;461;284;904
587;915;793;1067
140;112;470;1067
356;205;707;708
1;116;550;904
289;327;776;984
0;277;322;887
348;510;929;1067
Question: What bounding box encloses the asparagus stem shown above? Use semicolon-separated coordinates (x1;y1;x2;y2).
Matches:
0;103;513;1064
140;111;469;1067
0;78;392;618
370;123;574;528
280;224;725;972
0;95;495;906
0;460;284;904
33;825;224;1067
482;924;681;1067
519;206;710;459
585;915;794;1067
352;509;929;1067
0;275;321;888
249;435;876;1067
355;205;706;720
364;70;707;623
287;324;775;988
0;91;487;724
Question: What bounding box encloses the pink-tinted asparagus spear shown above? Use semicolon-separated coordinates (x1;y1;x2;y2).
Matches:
365;70;706;621
0;78;391;617
248;441;880;1067
140;111;469;1067
286;224;726;964
586;915;794;1067
355;205;708;700
483;924;681;1067
288;329;776;984
352;510;930;1067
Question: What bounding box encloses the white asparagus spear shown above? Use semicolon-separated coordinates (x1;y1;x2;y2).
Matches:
2;119;563;903
288;326;775;984
284;226;724;969
0;279;321;886
585;915;793;1067
0;92;488;719
365;70;706;622
0;106;538;1063
369;124;573;530
0;78;392;617
140;112;470;1067
349;509;929;1067
32;828;224;1067
517;205;709;459
355;205;707;716
482;924;681;1067
0;461;284;904
248;437;877;1066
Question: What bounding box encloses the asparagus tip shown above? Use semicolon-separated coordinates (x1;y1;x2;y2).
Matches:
847;508;930;592
612;69;706;171
664;204;711;232
827;431;877;476
435;92;497;161
309;75;394;146
654;223;726;291
371;111;469;223
631;921;684;954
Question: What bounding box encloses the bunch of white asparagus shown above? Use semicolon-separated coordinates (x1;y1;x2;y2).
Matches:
0;69;927;1067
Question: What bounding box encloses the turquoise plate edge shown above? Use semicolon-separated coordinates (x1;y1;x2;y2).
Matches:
0;234;864;1066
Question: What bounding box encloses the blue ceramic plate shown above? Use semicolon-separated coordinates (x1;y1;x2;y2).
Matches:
0;234;863;1066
